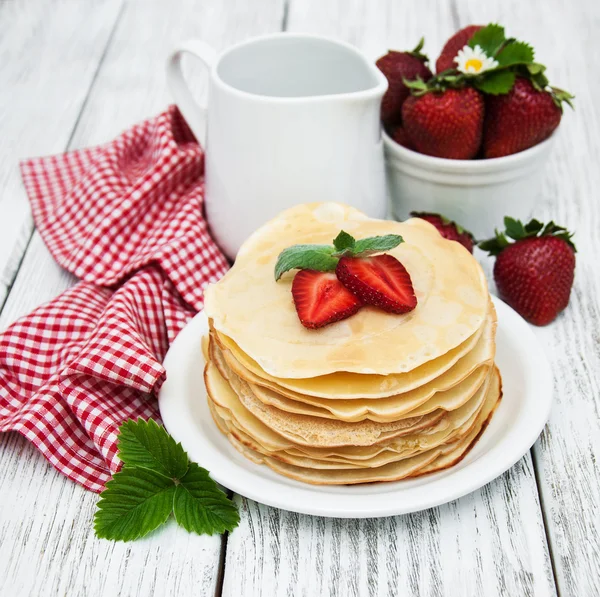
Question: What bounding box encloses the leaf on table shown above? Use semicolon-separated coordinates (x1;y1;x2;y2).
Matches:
94;467;176;542
173;462;240;535
117;418;189;479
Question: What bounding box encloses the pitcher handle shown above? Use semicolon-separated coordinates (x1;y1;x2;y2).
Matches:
166;40;217;146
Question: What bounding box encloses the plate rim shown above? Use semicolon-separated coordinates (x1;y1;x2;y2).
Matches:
159;296;552;518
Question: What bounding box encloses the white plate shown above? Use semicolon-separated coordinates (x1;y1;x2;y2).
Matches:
159;296;552;518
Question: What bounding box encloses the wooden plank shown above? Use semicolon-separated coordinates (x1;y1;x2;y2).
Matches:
221;1;558;595
449;0;600;594
0;1;284;595
0;0;124;308
225;462;554;597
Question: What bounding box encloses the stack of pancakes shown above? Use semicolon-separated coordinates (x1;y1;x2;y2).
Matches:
203;203;501;485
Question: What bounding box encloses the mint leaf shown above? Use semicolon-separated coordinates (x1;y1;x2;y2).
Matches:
333;230;355;252
274;245;338;280
118;419;188;479
495;40;534;67
474;70;516;95
468;24;506;56
173;462;240;535
94;468;176;542
353;234;404;256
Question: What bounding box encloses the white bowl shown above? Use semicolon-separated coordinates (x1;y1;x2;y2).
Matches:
383;131;556;239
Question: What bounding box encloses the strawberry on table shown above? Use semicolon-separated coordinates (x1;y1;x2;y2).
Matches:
479;217;576;326
376;39;433;126
435;25;483;73
275;230;417;328
291;270;362;329
410;212;475;252
402;86;484;159
336;254;417;315
483;77;573;158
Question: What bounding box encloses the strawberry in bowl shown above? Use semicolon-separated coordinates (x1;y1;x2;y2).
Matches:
380;23;574;238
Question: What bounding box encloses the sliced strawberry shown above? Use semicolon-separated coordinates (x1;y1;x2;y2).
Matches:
336;255;417;314
291;270;362;329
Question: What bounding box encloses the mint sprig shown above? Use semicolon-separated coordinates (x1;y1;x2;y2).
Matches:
274;231;403;280
94;419;239;542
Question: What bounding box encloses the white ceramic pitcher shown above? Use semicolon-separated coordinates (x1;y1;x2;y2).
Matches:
166;33;388;259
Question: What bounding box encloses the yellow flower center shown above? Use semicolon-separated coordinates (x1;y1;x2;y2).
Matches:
465;58;483;72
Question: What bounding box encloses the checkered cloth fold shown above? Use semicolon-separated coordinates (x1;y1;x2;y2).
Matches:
0;107;229;492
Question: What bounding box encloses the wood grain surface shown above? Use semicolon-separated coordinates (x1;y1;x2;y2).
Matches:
0;0;598;595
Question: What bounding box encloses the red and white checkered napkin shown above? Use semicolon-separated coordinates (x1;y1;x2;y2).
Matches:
0;106;229;492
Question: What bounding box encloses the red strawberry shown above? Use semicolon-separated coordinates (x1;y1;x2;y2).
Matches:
388;124;416;150
479;218;576;326
291;270;362;329
402;87;484;159
483;77;565;158
335;254;417;314
410;212;475;252
435;25;483;73
376;40;433;126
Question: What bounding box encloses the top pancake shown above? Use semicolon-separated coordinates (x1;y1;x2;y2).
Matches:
204;202;489;378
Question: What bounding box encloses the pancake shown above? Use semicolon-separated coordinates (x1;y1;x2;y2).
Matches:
205;361;444;448
212;368;501;485
211;298;495;399
210;340;490;422
204;203;488;378
211;368;492;470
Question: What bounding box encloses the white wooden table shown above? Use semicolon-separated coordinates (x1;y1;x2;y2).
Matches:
0;0;598;595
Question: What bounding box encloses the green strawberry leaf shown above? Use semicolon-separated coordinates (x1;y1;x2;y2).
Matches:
274;245;338;280
504;217;526;240
495;40;534;67
95;418;240;542
474;70;516;95
332;230;356;252
550;87;575;111
173;462;240;535
94;468;176;542
478;231;510;256
118;418;189;479
479;217;576;255
408;37;429;62
524;219;544;235
526;62;546;75
352;234;404;256
468;24;506;57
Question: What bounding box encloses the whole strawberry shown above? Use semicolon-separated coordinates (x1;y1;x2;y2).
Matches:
388;124;415;150
402;87;484;159
435;25;483;73
376;39;433;126
479;217;576;325
483;77;572;158
410;212;475;252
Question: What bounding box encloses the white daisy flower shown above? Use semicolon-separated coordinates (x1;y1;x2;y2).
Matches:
454;44;499;74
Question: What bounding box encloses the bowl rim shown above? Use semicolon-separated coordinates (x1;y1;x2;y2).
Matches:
383;129;555;172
